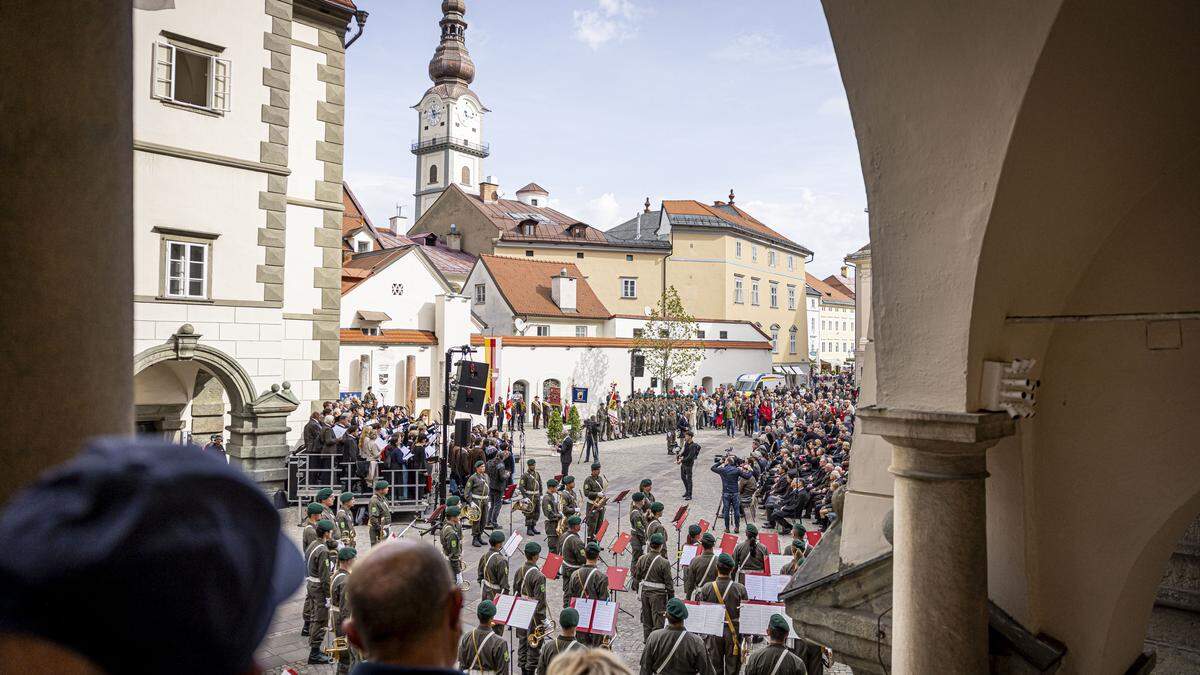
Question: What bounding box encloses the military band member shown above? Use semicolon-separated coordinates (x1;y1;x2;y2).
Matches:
485;448;509;529
565;542;610;646
368;480;391;546
629;492;648;566
684;524;702;548
335;491;356;548
733;524;768;581
519;458;544;536
744;615;808;675
479;530;511;635
537;608;586;675
442;506;465;585
646;502;668;550
465;460;491;547
783;522;807;558
302;501;325;552
330;546;359;675
514;541;548;675
541;479;563;553
558;516;586;605
693;553;748;675
458;601;511;675
560;475;579;524
304;520;336;664
641;598;716;675
685;533;719;600
582;462;607;540
638;478;655;508
316;487;338;536
633;533;675;641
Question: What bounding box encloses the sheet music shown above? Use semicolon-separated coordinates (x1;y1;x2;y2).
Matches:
507;598;538;631
744;574;791;602
374;437;388;452
573;598;596;631
502;532;523;558
739;603;798;639
682;601;726;636
400;447;414;461
679;545;700;566
492;594;517;624
767;555;792;576
590;600;617;635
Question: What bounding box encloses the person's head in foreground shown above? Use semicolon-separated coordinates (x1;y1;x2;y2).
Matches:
546;645;632;675
345;539;465;670
0;437;303;675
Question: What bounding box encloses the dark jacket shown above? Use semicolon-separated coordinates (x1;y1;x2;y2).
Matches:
559;436;573;458
303;418;322;453
711;462;750;494
680;441;701;466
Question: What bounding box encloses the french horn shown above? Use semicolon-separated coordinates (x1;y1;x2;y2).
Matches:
464;501;482;524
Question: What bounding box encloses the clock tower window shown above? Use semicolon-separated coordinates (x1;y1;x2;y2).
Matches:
428;164;439;185
461;166;471;185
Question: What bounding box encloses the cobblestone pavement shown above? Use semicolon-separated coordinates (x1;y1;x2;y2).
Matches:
258;424;850;674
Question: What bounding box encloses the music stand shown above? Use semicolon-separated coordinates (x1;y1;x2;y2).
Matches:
611;489;630;539
504;483;518;534
671;505;689;582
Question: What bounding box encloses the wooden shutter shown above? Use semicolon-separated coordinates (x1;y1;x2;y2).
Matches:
152;42;175;100
212;57;231;112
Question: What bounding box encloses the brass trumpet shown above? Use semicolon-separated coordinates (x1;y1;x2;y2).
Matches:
528;618;556;646
323;636;349;659
459;579;472;591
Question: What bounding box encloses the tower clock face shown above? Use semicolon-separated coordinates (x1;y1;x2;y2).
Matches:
459;105;477;123
425;106;442;125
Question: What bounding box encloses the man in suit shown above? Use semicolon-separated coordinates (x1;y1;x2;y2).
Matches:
303;412;323;454
678;430;701;500
532;396;543;429
558;433;573;479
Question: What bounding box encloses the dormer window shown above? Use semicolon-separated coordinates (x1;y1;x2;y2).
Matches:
570;224;586;238
425;233;437;246
519;219;537;236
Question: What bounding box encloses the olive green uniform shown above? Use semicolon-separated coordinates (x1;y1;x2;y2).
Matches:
465;473;491;540
457;625;511;675
744;643;808;675
478;547;511;633
536;636;585;675
541;492;563;553
633;550;675;641
558;531;586;605
582;474;607;538
304;540;334;649
565;563;610;646
646;518;668;552
330;569;360;674
733;539;768;582
640;625;715;675
368;494;391;545
685;550;719;600
441;522;463;578
629;508;648;566
335;509;356;549
694;578;749;675
514;562;549;674
519;470;543;530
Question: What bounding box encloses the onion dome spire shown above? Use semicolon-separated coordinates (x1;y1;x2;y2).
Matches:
428;0;476;86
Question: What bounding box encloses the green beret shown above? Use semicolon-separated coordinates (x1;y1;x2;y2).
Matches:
527;458;536;465
640;479;653;488
649;533;665;546
446;506;461;517
524;541;542;556
316;487;334;500
489;531;506;545
339;491;354;504
306;502;324;515
590;462;601;470
769;614;790;634
568;515;582;526
316;519;335;533
585;542;601;556
446;496;461;506
338;547;358;561
688;524;701;536
746;524;758;536
477;601;497;620
559;607;579;629
666;598;688;621
631;492;645;502
717;553;735;569
701;532;716;546
547;479;559;488
650;502;664;513
474;460;485;468
562;475;575;484
792;523;805;535
374;480;389;490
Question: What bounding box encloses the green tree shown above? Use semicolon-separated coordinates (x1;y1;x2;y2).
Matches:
633;286;704;393
547;407;564;446
567;405;582;443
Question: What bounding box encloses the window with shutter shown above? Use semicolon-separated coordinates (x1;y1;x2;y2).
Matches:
152;42;175;100
212;58;231;112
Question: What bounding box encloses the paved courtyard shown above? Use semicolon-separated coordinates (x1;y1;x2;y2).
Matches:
257;425;849;674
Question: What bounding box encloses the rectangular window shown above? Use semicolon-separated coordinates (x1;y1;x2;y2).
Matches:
771;327;779;353
576;252;584;259
751;245;758;262
697;330;706;339
525;250;534;257
621;278;637;299
575;326;588;337
734;276;744;304
164;240;208;299
787;285;796;310
751;279;760;306
719;330;728;339
536;325;550;336
626;254;634;262
769;282;779;308
735;241;742;258
787;255;794;270
789;329;797;354
810;318;816;332
356;240;369;253
152;40;231;113
474;283;486;304
633;328;644;338
768;250;777;267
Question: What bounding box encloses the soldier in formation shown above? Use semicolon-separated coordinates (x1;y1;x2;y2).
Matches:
640;598;715;675
303;520;336;664
629;492;648;566
514;541;548;675
743;615;808;675
519;458;543;536
441;505;464;586
537;608;586;675
646;501;669;550
733;524;768;581
302;501;324;552
684;532;719;599
582;462;607;540
693;553;748;675
335;491;356;548
558;515;586;604
329;546;358;674
560;475;580;526
368;480;391;545
541;479;563;553
457;600;511;675
565;541;610;646
465;460;490;547
632;532;674;641
479;530;510;635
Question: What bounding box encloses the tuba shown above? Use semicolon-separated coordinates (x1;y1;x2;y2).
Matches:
528;618;556;646
464;501;482;524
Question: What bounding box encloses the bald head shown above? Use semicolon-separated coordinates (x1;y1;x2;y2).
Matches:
346;540;461;664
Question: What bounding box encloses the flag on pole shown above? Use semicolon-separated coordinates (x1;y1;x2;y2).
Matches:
482;337;502;404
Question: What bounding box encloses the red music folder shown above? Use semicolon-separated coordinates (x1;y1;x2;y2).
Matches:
595;520;609;541
606;565;629;591
612;489;630;504
610;532;631;555
698;519;710;534
569;597;618;635
428;504;445;521
503;484;518;500
758;532;780;555
672;505;689;530
720;533;738;556
541;553;564;580
804;531;822;549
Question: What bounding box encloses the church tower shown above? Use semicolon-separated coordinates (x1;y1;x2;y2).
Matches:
412;0;489;220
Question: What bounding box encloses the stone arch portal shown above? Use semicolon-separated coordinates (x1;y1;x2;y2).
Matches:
133;324;298;488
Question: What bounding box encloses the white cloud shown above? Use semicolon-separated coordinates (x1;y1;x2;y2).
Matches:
710;32;837;71
741;190;867;278
817;95;850;117
573;0;643;50
552;192;625;230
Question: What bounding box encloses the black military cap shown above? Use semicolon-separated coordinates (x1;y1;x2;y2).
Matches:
0;437;303;675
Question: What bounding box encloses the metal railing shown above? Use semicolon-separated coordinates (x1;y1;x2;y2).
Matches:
410;136;490;156
287;453;431;515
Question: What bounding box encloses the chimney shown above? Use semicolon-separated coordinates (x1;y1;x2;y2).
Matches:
388;204;407;234
550;267;577;312
446;223;463;251
480;176;499;203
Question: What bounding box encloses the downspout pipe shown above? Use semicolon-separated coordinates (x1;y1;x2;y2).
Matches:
344;10;368;49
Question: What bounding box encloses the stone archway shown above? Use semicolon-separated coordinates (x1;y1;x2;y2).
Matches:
134;324;298;487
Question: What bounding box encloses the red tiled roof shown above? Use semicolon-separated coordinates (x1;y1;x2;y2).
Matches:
823;274;855;299
341;248;409;294
470;334;770;351
516;183;549;194
662;199;809;253
445;184;612;246
805;273;853;303
477;255;611;319
324;0;357;10
340;328;438;345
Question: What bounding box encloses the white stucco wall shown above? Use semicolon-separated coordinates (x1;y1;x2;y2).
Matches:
340;251;449;331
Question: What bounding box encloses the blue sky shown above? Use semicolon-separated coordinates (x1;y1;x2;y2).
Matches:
343;0;867;278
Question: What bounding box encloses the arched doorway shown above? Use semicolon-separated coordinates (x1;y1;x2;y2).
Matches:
133;324;298;486
701;376;713;393
542;378;562;419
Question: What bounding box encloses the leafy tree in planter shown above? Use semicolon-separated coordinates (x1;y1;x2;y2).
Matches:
547;407;564;446
567;405;582;443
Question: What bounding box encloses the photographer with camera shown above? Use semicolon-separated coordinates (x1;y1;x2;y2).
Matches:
711;451;752;533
